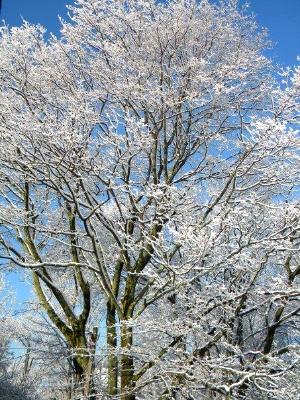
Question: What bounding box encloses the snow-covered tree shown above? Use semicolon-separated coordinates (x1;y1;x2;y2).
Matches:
0;275;38;399
0;1;299;399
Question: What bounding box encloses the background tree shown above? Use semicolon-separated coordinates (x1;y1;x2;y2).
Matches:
0;274;38;399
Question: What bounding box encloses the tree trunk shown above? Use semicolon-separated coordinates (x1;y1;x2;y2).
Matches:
120;324;135;400
83;327;98;399
70;333;90;399
107;301;119;397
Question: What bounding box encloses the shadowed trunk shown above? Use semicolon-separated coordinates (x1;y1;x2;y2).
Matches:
107;300;119;397
120;324;135;400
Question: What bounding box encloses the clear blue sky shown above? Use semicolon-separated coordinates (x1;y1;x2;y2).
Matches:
1;0;300;66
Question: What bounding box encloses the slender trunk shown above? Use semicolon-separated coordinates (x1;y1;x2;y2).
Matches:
107;301;119;397
120;324;135;400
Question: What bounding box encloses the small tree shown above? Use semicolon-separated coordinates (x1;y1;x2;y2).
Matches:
0;275;37;399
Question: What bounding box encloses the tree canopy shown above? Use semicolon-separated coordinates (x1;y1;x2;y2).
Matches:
0;1;299;399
